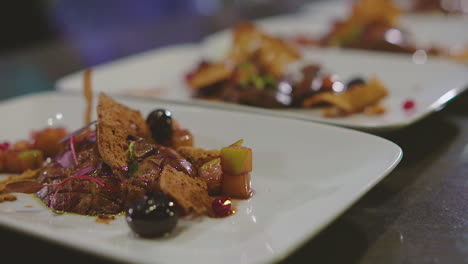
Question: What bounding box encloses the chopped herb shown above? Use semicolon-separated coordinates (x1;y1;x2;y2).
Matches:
18;150;42;160
251;75;264;89
239;62;253;69
263;74;276;87
240;78;249;89
128;141;136;160
339;28;362;47
128;160;138;177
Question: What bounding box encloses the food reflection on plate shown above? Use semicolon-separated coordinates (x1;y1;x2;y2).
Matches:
186;23;388;118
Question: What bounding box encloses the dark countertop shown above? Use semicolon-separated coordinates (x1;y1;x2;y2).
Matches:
0;1;467;263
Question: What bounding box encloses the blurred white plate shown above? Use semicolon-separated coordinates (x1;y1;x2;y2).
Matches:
0;92;401;264
56;42;468;131
301;0;468;51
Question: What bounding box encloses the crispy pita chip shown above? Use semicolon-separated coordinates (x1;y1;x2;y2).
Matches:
256;34;300;77
160;165;213;216
228;22;264;62
187;22;300;89
186;62;234;90
176;146;220;165
229;22;300;77
0;169;39;193
0;194;16;202
303;77;388;114
97;93;151;170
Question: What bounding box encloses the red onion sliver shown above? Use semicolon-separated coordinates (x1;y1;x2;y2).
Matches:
70;136;78;166
57;150;73;168
59;120;97;143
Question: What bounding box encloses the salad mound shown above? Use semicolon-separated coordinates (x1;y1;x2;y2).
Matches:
0;92;253;237
185;22;389;117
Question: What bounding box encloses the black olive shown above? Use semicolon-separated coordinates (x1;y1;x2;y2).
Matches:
346;78;366;89
126;192;179;238
146;109;173;145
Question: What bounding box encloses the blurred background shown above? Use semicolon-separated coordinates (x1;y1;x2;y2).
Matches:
0;0;311;99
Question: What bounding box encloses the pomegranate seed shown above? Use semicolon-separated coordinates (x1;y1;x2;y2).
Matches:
403;100;415;110
212;197;232;217
184;72;195;82
0;142;10;151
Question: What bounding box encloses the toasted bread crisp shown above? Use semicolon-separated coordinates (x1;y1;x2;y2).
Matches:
160;165;213;216
177;147;220;165
228;22;264;62
97;93;151;170
187;62;233;90
229;22;300;77
256;34;300;77
0;194;16;202
0;169;39;193
302;77;388;115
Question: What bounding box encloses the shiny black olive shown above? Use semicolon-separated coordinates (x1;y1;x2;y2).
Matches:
346;78;366;89
146;109;173;145
126;192;179;238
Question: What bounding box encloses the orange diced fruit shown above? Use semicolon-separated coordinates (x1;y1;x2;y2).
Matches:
4;150;44;173
32;127;68;157
221;146;252;175
222;172;252;199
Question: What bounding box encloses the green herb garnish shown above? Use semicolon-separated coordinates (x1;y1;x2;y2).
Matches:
18;150;42;160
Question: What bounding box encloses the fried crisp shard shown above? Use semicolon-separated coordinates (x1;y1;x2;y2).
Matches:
0;169;39;193
0;194;17;202
177;146;220;165
186;62;234;90
187;22;300;90
302;77;388;114
228;22;300;77
160;165;213;216
256;34;301;77
97;93;151;170
228;22;265;62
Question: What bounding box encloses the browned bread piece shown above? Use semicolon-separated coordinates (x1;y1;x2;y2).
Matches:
177;147;220;166
160;165;214;216
302;77;388;114
0;194;16;202
0;169;39;193
97;93;151;170
256;34;301;77
186;62;233;90
228;22;264;62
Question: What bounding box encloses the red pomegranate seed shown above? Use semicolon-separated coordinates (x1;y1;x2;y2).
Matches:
212;197;232;217
403;100;415;110
0;142;10;151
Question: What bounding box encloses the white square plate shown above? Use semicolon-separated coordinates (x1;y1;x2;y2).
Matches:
0;92;401;264
302;0;468;51
56;41;468;131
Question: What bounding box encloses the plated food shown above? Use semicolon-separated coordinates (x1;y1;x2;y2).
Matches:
0;92;253;238
294;0;468;61
409;0;468;14
186;22;388;117
0;92;403;263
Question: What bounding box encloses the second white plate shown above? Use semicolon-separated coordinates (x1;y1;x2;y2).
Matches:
56;43;468;131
